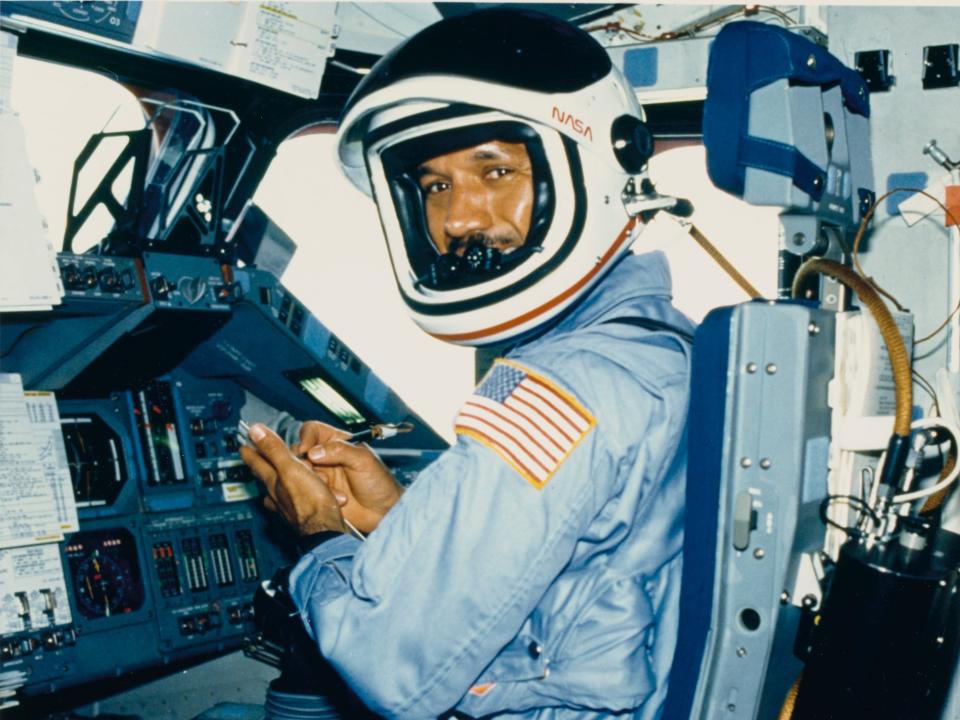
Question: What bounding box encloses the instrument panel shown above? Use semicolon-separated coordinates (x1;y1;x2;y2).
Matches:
0;252;446;704
66;528;145;620
59;394;139;514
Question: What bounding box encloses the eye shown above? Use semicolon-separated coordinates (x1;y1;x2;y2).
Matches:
421;180;450;195
485;167;513;181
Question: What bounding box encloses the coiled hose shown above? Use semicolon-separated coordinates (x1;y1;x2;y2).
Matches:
779;258;914;720
791;259;913;488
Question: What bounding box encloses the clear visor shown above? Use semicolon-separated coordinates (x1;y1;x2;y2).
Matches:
378;122;555;291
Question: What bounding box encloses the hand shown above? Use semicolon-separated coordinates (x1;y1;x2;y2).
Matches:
240;423;346;536
297;421;404;534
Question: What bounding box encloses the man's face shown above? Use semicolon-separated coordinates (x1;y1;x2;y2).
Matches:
417;140;534;256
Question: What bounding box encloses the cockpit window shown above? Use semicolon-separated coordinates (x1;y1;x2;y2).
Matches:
11;55;146;253
642;144;779;321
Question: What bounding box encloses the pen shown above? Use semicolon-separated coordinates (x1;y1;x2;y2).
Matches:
238;419;413;447
346;421;414;444
237;419;251;445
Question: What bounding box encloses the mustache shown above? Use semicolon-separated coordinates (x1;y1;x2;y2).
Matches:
448;234;520;254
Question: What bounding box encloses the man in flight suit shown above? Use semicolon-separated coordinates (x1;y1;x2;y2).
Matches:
241;8;694;719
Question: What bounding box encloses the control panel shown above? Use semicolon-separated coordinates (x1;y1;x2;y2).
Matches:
0;253;447;704
141;252;235;311
144;507;268;651
56;253;142;301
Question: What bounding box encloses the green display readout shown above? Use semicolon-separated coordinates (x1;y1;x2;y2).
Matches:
298;376;366;426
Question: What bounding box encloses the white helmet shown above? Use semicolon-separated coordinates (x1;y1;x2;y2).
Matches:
336;8;659;346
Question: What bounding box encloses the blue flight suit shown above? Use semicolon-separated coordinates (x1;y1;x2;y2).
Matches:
289;250;694;719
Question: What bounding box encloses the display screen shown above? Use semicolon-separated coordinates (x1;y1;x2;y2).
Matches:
296;375;366;426
62;414;128;507
65;528;145;620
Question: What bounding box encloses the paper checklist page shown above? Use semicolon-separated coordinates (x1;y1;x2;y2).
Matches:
0;31;16;113
24;392;79;533
242;2;336;99
0;543;73;635
0;374;64;548
133;1;334;99
0;113;65;311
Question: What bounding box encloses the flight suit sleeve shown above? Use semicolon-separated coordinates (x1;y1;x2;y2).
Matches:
288;355;661;718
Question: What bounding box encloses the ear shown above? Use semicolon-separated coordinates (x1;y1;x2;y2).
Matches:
611;115;654;173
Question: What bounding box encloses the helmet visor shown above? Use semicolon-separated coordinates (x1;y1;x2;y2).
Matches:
379;121;554;291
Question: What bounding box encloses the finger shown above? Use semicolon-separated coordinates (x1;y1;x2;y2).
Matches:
249;424;300;476
307;440;381;472
297;421;351;456
252;432;341;510
240;445;279;498
263;495;278;512
307;463;351;505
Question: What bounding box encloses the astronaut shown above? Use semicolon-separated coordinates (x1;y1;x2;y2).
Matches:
241;8;695;719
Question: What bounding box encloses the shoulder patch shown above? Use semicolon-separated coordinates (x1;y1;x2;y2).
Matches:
454;359;596;489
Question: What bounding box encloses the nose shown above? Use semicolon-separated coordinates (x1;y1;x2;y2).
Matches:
443;182;492;246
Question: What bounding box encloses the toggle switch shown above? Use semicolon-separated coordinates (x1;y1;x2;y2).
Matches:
733;491;758;551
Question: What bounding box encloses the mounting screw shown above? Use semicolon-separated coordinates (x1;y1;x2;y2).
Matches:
802;594;818;610
760;458;772;470
806;54;817;69
766;363;778;375
808;322;821;336
746;362;758;374
736;646;747;657
740;457;753;468
754;548;765;559
780;591;791;605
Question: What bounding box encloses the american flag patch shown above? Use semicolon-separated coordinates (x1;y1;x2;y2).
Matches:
455;359;596;489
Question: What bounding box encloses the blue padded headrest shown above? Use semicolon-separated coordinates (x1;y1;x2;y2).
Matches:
703;21;870;201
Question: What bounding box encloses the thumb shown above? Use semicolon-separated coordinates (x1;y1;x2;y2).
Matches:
307;440;374;471
297;421;351;456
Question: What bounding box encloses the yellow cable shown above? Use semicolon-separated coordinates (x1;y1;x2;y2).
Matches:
686;223;763;299
792;258;913;437
852;186;960;337
913;369;941;417
916;299;960;345
921;449;957;513
777;673;802;720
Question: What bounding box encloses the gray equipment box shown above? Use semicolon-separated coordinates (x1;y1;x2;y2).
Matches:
664;301;835;719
